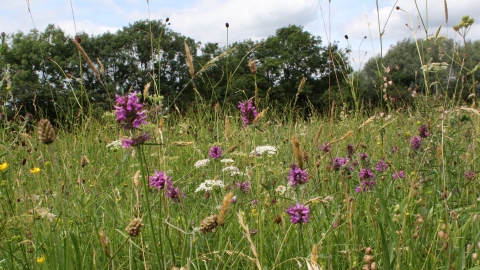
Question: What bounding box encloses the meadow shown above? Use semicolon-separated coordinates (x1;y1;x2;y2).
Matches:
1;2;480;270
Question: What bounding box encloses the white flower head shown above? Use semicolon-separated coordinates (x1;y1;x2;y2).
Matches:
194;159;210;168
220;158;235;163
250;145;278;156
195;179;225;193
106;140;122;150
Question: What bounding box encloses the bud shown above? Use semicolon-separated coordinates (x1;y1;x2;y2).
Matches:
37;119;56;144
472;253;478;261
365;247;373;255
166;17;169;22
396;6;400;10
1;32;5;37
225;22;229;28
344;35;348;40
364;255;374;264
370;262;377;270
75;35;82;43
125;218;143;237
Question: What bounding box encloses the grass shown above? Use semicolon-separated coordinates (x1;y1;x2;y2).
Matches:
1;101;480;269
1;1;480;269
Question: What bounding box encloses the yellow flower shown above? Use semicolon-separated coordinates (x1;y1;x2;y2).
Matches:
0;162;8;171
36;256;46;264
30;167;41;174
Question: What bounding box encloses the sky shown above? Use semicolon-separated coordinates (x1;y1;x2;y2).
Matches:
2;0;480;70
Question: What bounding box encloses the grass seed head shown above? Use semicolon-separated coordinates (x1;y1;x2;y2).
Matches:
200;215;218;233
125;218;143;237
38;119;56;144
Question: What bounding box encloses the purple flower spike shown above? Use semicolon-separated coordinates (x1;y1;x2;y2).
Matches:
320;142;331;153
288;164;308;186
464;171;476;181
121;133;151;148
359;169;374;180
332;157;349;171
238;100;258;127
286;203;310;224
418;124;430;138
209;145;222;159
149;170;171;190
236;181;251;193
410;136;422;150
114;92;147;130
392;170;405;179
375;159;387;172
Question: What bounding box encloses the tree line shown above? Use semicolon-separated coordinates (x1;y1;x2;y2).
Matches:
0;19;479;121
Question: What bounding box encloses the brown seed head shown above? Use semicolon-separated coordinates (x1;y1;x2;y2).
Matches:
396;6;400;10
81;155;89;168
125;218;143;237
364;255;374;264
248;60;257;73
75;35;82;43
166;17;170;22
98;230;110;257
38;119;56;144
200;215;218;233
225;22;229;28
344;35;348;40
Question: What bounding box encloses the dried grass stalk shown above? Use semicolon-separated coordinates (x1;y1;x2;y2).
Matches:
314;124;323;146
98;230;110;257
358;115;376;130
224;115;230;140
217;192;233;226
143;82;151;97
184;41;194;79
133;170;140;188
330;130;353;144
252;108;267;125
71;38;104;85
292;135;303;169
97;57;105;74
444;0;448;23
237;212;262;270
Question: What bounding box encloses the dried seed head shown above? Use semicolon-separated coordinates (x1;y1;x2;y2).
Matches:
75;35;82;43
248;60;257;74
1;32;5;37
217;192;233;226
396;6;400;10
225;22;229;28
98;230;110;257
473;253;478;261
370;262;377;270
274;215;282;224
364;255;374;264
200;215;218;233
38;119;56;144
80;155;89;168
365;247;373;255
133;170;140;188
344;35;348;40
166;17;169;22
292;136;303;169
125;218;143;237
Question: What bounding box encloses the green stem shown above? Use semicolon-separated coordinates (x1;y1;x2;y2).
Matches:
102;236;130;270
137;146;164;268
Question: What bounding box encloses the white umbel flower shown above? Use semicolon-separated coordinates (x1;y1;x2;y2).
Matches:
250;145;277;156
194;159;210;168
195;180;225;193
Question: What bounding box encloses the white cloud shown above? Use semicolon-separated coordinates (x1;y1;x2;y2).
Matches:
57;20;120;36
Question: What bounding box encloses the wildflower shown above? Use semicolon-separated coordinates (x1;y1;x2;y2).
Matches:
120;133;151;148
106;140;122;150
355;180;375;193
332;157;349;171
149;170;171;190
392;146;399;153
375;159;387;172
36;256;46;264
251;199;258;206
236;181;251;193
238;100;258;127
418;125;430;138
464;171;476;181
347;144;355;157
0;162;8;171
194;159;210;168
195;180;225;193
250;145;277;156
209;145;222;159
392;171;405;179
410;136;422;150
359;153;368;160
30;167;41;174
114;91;147;130
320;142;331;153
166;185;183;202
230;195;237;203
220;158;234;163
288;164;308;186
359;169;374;180
286;203;310;224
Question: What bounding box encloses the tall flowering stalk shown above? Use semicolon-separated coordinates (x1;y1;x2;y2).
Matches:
238;99;258;127
113;92;163;267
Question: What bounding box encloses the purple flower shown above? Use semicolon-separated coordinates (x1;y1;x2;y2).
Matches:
392;171;405;179
418;124;430;138
332;157;349;171
230;196;237;203
149;170;171;190
236;181;251;193
288;164;308;186
359;152;368;160
286;203;310;224
166;185;183;202
209;145;222;159
464;171;476;181
251;199;258;206
375;159;387;172
392;146;399;153
120;133;151;148
410;136;422;150
347;144;355;157
320;142;331;153
114;92;147;130
359;169;374;180
355;180;375;193
238;100;258;127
